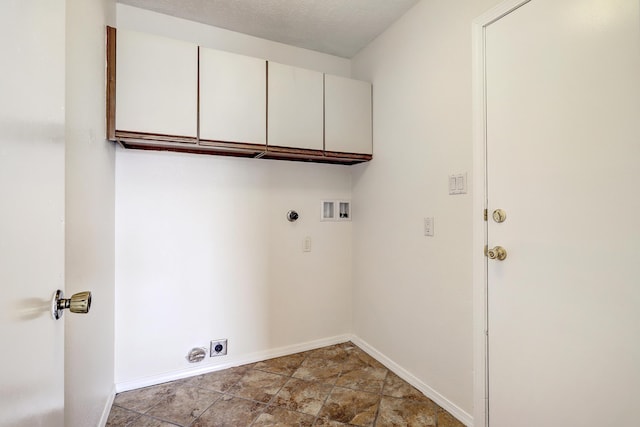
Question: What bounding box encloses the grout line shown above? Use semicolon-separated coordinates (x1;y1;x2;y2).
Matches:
140;413;183;427
311;343;353;426
186;390;223;426
115;398;188;427
110;404;148;419
371;368;391;426
247;368;290;426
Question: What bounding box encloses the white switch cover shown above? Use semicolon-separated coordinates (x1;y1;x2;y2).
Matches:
449;176;457;193
449;173;467;195
424;217;434;237
303;236;312;252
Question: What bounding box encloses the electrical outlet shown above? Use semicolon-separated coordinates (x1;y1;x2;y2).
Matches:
210;339;227;357
424;217;434;237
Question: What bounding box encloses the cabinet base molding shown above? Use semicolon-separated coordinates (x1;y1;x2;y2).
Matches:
113;134;372;165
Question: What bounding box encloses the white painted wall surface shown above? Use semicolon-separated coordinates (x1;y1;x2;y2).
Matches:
116;4;351;77
350;0;502;418
0;2;66;425
114;7;354;387
65;0;116;425
115;149;352;385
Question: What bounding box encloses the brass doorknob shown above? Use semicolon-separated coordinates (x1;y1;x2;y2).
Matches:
51;290;92;320
487;246;507;261
492;209;507;223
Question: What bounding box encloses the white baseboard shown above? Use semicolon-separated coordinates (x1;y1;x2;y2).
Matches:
98;384;116;427
350;336;473;427
115;334;352;393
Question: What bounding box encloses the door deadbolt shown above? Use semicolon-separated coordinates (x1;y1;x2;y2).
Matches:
51;290;92;320
492;209;507;223
487;246;507;261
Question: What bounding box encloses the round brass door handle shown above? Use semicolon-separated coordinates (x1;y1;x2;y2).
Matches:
492;209;507;223
487;246;507;261
51;290;92;320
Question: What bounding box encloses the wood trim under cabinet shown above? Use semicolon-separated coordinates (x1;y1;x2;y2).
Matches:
115;130;198;145
116;132;371;164
263;146;371;165
324;150;373;162
199;139;266;154
106;26;116;141
120;140;260;159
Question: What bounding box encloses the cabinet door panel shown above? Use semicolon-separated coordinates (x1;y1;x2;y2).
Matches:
268;62;323;150
116;29;197;137
325;75;372;155
200;49;266;144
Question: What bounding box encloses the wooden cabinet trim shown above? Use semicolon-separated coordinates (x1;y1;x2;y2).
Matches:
115;132;371;164
106;26;116;141
114;130;198;144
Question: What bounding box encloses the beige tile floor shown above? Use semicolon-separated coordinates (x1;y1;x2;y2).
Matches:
107;342;465;427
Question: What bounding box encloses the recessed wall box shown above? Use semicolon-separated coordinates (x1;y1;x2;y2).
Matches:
321;201;335;221
337;201;351;221
321;200;351;221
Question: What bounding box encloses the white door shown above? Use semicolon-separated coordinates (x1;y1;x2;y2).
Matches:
116;29;198;138
200;48;266;145
0;1;65;425
267;62;324;150
324;74;372;155
485;0;640;425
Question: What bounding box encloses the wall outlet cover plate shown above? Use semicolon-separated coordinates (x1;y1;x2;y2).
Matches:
210;339;228;357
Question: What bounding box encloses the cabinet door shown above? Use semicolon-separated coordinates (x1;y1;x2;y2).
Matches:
200;48;266;145
325;75;372;155
116;29;197;137
267;62;323;150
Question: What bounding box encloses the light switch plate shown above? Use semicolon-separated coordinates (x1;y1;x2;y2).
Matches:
449;173;467;195
424;217;434;237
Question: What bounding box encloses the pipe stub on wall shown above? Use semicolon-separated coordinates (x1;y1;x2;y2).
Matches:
286;210;299;222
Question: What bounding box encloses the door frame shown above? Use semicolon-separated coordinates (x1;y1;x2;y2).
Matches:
471;1;532;426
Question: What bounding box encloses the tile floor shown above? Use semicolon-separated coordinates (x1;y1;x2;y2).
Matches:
107;342;465;427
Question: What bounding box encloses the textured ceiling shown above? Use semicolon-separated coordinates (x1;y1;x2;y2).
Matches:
117;0;420;58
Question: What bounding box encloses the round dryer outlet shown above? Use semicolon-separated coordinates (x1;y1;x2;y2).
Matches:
210;339;228;357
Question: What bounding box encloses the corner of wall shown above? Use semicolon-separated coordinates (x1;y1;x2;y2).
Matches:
65;0;117;425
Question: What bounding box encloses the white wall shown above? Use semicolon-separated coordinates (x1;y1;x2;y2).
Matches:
65;0;116;425
115;150;352;386
351;0;501;419
114;6;354;388
116;4;351;77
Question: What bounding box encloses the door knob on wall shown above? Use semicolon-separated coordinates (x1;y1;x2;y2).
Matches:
487;246;507;261
51;290;92;320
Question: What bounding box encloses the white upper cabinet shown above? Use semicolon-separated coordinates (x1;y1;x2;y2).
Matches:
199;48;266;145
267;62;323;150
108;27;372;163
116;29;197;137
325;75;372;155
